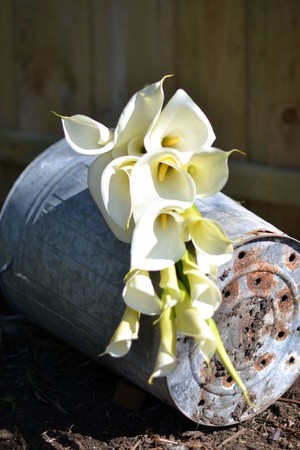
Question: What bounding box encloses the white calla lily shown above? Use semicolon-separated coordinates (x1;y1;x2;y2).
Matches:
88;153;138;243
144;89;215;160
182;206;233;272
175;281;217;364
185;148;237;197
181;252;222;319
159;265;180;309
61;114;114;155
102;307;140;357
194;320;218;365
130;148;195;223
113;75;171;158
123;269;162;315
148;306;177;383
130;204;186;271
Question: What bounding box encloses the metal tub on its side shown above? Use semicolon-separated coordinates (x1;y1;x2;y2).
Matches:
0;139;299;426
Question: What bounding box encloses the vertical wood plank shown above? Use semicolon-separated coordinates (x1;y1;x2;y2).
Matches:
245;0;300;239
91;0;130;127
175;0;247;152
12;0;92;135
0;0;18;127
126;0;177;99
244;200;300;241
247;0;300;167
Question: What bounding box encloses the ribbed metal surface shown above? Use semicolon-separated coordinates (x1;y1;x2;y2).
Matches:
0;139;299;426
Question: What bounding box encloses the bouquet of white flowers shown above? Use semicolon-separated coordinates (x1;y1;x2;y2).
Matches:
57;76;251;405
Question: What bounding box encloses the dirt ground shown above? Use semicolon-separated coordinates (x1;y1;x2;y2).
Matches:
0;291;299;450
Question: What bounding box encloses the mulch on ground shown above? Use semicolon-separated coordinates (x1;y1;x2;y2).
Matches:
0;293;299;450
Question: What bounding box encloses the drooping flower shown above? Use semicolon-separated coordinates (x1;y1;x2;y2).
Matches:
113;75;172;158
102;307;140;357
181;255;222;319
159;264;180;309
88;153;139;243
123;269;162;315
175;281;217;364
182;206;233;274
60;114;114;155
130;203;186;271
148;305;177;383
144;89;216;160
130;148;196;223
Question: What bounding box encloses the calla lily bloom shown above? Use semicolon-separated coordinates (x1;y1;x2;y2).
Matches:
88;153;139;243
182;206;233;273
144;89;215;161
123;269;162;315
194;321;218;366
113;76;172;158
181;252;222;319
184;148;237;197
130;148;195;223
61;114;114;155
148;306;177;383
159;265;180;309
102;307;140;357
130;204;186;271
175;282;217;364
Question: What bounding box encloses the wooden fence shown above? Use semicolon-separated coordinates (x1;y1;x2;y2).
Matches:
1;0;300;238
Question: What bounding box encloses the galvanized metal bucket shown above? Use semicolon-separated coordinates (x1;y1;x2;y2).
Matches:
0;139;299;426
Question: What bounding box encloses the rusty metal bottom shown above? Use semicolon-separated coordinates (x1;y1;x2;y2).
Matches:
167;237;300;426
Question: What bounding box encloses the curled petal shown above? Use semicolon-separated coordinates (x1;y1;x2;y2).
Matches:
183;210;233;270
181;254;222;319
102;307;140;357
123;269;162;315
145;89;215;158
128;136;146;157
188;269;222;319
149;307;177;383
113;76;171;158
130;205;186;271
194;320;217;365
62;114;114;155
88;154;138;243
185;148;236;197
130;148;195;223
175;283;216;364
175;282;204;336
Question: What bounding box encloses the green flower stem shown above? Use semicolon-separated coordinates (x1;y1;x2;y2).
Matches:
207;317;254;407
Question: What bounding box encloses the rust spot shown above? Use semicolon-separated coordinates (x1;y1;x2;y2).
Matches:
276;288;293;311
250;229;276;236
222;374;235;388
275;324;289;341
200;363;217;383
254;353;275;371
222;279;239;304
200;366;209;382
234;247;260;272
246;271;277;293
285;252;298;271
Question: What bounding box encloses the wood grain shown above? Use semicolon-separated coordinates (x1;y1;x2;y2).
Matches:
0;0;299;238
